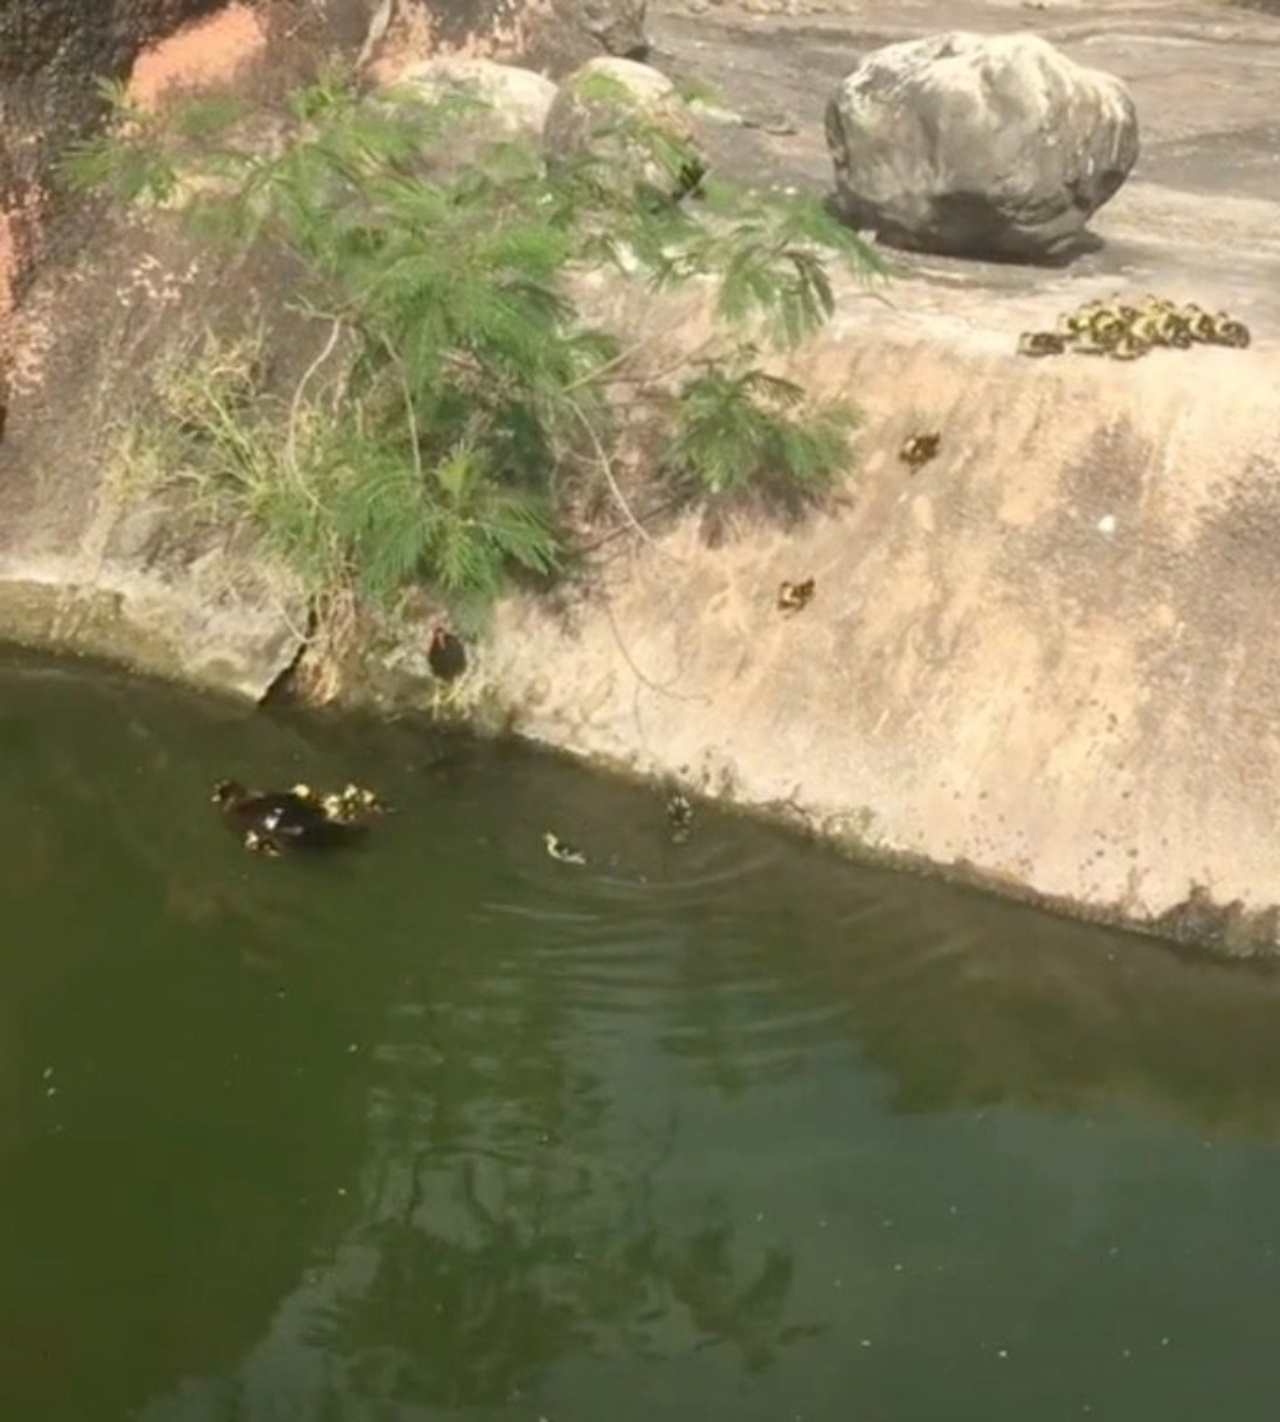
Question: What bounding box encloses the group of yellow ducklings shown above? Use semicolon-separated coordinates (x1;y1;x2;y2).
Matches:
1017;295;1251;361
213;778;390;856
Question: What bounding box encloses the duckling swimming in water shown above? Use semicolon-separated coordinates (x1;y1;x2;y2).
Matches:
666;790;694;843
320;783;390;823
544;832;588;866
212;780;369;856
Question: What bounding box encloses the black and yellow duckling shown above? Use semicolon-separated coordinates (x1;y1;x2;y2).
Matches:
1055;303;1096;340
776;577;815;613
899;432;941;470
287;781;390;825
325;782;390;823
1085;307;1127;349
1070;330;1112;357
1209;314;1251;349
1108;331;1148;361
1131;307;1186;351
544;831;588;866
1183;304;1216;344
212;780;367;856
666;790;694;844
1016;331;1067;358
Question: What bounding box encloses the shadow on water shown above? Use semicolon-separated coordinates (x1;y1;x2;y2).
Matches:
4;649;1280;1420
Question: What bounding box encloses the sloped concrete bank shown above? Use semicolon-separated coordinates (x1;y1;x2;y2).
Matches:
0;551;305;703
2;255;1280;952
362;265;1280;954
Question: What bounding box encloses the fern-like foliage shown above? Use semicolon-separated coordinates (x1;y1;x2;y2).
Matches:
59;79;181;205
331;440;562;608
657;192;888;350
75;68;881;620
664;355;858;499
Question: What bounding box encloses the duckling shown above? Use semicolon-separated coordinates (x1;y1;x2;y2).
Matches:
1016;331;1067;358
337;783;389;820
544;831;587;866
212;780;366;855
899;432;941;470
776;578;815;613
1130;309;1180;349
1084;308;1126;349
1210;314;1251;349
1136;293;1177;324
666;790;694;842
1183;304;1217;344
313;782;388;824
1108;331;1148;361
1071;331;1110;357
1056;307;1094;340
428;625;467;682
344;782;386;813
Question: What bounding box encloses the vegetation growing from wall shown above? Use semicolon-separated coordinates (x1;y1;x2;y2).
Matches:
65;68;885;630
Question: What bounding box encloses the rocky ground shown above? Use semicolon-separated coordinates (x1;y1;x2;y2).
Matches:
644;0;1280;328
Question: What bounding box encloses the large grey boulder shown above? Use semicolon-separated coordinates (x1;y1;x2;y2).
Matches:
825;32;1139;261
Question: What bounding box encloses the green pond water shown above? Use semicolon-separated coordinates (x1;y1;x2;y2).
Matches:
4;650;1280;1421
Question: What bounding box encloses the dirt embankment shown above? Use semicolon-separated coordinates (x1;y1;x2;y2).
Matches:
3;0;1280;952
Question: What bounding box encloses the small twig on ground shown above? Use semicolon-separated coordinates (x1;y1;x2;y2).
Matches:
576;492;688;553
567;397;686;565
286;315;346;477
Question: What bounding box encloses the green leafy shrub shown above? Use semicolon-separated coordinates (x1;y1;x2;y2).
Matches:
665;354;859;500
67;65;886;624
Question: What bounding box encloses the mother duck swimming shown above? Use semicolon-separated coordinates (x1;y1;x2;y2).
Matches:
212;779;385;855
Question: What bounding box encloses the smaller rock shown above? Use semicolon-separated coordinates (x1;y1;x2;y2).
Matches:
362;0;649;80
565;0;651;61
379;58;560;141
543;57;708;203
825;31;1139;261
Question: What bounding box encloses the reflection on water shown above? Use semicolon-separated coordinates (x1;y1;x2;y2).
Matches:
3;649;1280;1420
